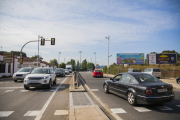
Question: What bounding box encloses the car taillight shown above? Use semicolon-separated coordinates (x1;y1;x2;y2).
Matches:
170;85;173;92
146;87;152;94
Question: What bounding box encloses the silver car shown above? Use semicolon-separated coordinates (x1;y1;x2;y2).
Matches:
64;69;69;75
142;68;161;79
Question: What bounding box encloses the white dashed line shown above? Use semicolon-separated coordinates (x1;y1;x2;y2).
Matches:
20;90;29;92
134;107;151;112
0;111;14;117
24;111;41;116
5;90;14;93
156;106;173;110
91;89;99;91
54;110;68;115
110;108;127;113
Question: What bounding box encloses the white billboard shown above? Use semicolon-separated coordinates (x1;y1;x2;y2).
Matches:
149;54;156;64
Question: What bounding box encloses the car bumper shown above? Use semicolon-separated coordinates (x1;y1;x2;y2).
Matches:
137;94;175;104
56;74;64;76
13;76;25;80
24;83;49;88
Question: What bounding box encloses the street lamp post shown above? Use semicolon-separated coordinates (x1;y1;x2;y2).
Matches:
79;51;82;71
64;58;66;63
58;52;61;68
38;35;43;67
93;52;96;67
105;36;110;74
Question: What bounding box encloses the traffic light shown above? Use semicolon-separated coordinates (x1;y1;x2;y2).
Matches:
41;38;45;45
20;58;23;64
51;38;55;45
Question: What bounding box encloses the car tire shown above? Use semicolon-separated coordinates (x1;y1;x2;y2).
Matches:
24;85;29;90
101;76;103;78
53;77;56;85
14;80;17;82
177;79;180;84
104;84;109;93
127;92;137;105
47;80;52;89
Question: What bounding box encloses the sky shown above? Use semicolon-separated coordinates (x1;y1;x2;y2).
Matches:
0;0;180;66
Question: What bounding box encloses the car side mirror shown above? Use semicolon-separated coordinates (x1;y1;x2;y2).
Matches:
110;78;113;80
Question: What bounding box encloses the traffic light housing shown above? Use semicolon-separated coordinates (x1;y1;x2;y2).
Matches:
41;38;45;45
51;38;55;45
20;58;23;64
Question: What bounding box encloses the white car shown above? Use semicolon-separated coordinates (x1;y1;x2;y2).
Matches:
142;68;161;79
13;67;34;82
24;68;56;89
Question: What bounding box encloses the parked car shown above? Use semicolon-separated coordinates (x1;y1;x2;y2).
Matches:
13;67;34;82
128;70;141;72
93;69;103;77
24;67;56;89
64;69;69;75
176;76;180;84
103;72;174;105
55;68;65;77
142;68;161;79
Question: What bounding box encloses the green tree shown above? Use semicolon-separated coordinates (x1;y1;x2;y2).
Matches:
50;59;58;67
11;51;27;57
59;63;66;69
77;60;80;71
81;59;87;71
31;55;43;61
86;62;95;71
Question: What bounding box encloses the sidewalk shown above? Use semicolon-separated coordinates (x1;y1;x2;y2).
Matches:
104;74;180;90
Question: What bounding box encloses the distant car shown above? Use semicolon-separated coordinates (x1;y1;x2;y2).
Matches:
24;67;56;89
55;68;65;77
93;69;103;77
142;68;161;79
103;72;174;105
128;70;141;72
176;76;180;84
13;67;34;82
64;69;69;75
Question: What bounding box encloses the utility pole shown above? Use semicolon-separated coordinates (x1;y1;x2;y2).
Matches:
94;52;96;67
37;35;43;67
105;36;110;74
79;51;82;71
64;58;66;63
58;52;61;68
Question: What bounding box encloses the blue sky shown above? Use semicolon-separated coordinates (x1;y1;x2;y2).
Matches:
0;0;180;65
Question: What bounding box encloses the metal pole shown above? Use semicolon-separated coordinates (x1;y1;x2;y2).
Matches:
38;35;39;67
79;51;82;71
108;36;109;74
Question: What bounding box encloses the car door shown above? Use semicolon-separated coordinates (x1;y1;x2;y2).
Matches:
119;74;131;97
108;74;122;94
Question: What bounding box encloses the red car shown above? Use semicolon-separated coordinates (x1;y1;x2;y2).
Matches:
93;69;103;77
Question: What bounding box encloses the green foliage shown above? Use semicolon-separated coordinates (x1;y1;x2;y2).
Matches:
59;63;66;69
77;60;80;71
86;62;95;71
66;59;76;71
11;51;27;57
31;55;43;61
103;66;107;73
50;59;58;67
81;59;87;71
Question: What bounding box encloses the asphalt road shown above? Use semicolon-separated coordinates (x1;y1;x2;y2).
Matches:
80;72;180;120
0;74;72;120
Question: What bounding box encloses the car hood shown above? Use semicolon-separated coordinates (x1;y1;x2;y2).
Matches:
26;74;50;78
14;72;30;75
55;71;63;73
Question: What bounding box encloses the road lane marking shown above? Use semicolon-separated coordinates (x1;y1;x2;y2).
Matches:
156;106;173;110
24;111;41;116
5;90;14;93
176;105;180;107
91;89;99;91
35;76;69;120
110;108;127;113
134;107;151;112
54;110;68;115
0;111;14;117
20;90;29;92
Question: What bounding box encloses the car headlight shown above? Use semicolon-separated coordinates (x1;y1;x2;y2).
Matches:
43;76;48;79
25;76;29;80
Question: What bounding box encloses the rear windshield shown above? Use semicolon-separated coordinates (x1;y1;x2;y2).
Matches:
55;69;63;71
18;68;30;72
133;70;140;72
133;74;162;84
95;70;102;72
153;69;161;72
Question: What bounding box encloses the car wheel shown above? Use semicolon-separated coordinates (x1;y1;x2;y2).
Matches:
14;80;17;82
177;79;180;84
53;77;56;85
47;80;52;89
24;85;29;90
127;92;137;105
104;84;109;93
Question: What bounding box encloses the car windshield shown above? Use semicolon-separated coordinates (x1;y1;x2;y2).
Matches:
65;69;68;71
55;69;63;71
31;69;50;74
18;68;30;72
133;70;140;72
133;74;162;84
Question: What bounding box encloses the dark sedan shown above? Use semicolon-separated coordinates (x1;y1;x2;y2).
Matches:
55;68;65;77
103;72;175;105
177;76;180;84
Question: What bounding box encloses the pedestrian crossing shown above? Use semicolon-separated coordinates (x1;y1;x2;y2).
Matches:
0;110;68;117
110;105;180;114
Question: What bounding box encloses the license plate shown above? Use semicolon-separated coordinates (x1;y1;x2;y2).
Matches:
30;81;38;83
157;88;168;92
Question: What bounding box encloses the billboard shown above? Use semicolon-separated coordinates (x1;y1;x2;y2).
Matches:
117;53;144;64
149;53;177;64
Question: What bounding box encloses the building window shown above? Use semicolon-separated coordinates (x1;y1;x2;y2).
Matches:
0;62;5;73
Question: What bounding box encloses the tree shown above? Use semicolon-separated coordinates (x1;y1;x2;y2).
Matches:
81;59;87;71
86;62;95;71
50;59;58;67
11;51;27;57
59;63;66;69
31;55;43;61
66;59;76;71
77;60;80;71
